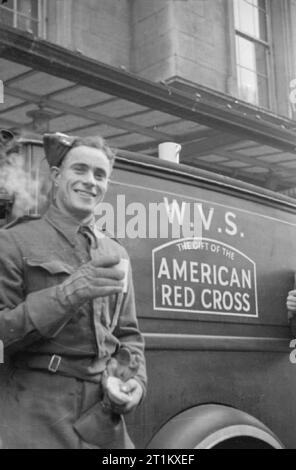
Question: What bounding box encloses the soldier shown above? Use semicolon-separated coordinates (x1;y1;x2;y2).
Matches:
0;132;147;449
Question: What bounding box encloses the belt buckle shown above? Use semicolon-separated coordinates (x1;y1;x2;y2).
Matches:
48;354;61;373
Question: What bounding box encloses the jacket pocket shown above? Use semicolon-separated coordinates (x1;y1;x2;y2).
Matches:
23;258;74;293
73;401;134;449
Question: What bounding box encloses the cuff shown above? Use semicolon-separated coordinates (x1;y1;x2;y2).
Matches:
26;285;78;338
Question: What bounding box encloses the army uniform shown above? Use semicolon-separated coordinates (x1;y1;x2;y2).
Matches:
0;204;147;449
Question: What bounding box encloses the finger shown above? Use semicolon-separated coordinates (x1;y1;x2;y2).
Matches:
91;266;125;281
288;290;296;296
287;304;296;312
121;392;141;413
91;255;121;268
93;286;123;297
90;277;124;287
107;388;131;405
287;301;296;308
121;382;137;394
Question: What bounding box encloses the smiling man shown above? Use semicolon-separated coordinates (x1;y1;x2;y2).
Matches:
0;132;147;449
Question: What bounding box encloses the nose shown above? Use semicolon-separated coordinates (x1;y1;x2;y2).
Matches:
83;170;96;187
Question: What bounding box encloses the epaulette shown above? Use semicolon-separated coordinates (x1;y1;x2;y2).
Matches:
3;214;41;229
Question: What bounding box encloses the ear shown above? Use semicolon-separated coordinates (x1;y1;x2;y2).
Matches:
50;166;61;186
0;129;14;144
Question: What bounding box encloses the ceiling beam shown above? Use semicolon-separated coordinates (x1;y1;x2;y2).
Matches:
182;156;268;184
124;127;219;154
5;85;172;141
0;26;296;152
217;148;295;172
183;155;291;189
184;147;296;183
4;69;37;86
181;132;243;157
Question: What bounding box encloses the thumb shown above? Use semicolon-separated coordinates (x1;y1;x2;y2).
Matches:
121;379;139;394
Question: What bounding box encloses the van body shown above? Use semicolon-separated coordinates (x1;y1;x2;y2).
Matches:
107;153;296;449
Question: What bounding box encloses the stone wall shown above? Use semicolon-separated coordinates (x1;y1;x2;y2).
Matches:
46;0;296;117
47;0;131;69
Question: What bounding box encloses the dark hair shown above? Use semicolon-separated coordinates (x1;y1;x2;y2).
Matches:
64;135;116;169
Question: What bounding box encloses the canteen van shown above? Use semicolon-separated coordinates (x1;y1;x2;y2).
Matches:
2;139;296;449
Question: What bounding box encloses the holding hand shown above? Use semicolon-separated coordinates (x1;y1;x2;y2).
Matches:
104;377;143;414
287;289;296;314
59;254;125;306
101;347;142;415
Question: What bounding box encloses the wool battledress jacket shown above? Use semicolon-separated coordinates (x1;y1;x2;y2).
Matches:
0;204;147;449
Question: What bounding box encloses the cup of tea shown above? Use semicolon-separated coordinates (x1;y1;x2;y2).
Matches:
158;142;182;164
117;258;129;293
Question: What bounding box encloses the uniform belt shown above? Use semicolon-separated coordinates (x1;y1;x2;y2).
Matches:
13;353;105;381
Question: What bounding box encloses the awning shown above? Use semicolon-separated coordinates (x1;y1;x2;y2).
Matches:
0;25;296;192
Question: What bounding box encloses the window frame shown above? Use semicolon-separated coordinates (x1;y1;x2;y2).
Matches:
0;0;46;38
232;0;275;110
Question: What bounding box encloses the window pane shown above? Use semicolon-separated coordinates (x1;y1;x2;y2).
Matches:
237;36;268;76
0;7;13;26
258;2;267;41
234;0;267;41
257;75;269;108
255;41;268;77
234;0;257;38
0;0;41;35
16;0;39;34
236;36;256;71
30;0;39;20
0;0;14;26
237;66;269;107
17;0;38;19
0;0;14;10
237;67;258;105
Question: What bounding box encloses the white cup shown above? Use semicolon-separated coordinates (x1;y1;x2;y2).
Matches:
158;142;182;164
117;258;129;293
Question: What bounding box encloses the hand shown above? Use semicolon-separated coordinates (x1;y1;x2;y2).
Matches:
105;377;143;415
287;289;296;313
59;254;125;306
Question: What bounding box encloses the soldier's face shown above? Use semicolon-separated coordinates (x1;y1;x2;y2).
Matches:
52;145;111;220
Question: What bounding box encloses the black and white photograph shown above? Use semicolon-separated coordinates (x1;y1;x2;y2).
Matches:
0;0;295;452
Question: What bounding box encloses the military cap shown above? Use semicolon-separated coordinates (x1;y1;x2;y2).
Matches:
43;132;78;167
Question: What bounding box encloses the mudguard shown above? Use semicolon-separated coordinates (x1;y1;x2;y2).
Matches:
146;404;284;449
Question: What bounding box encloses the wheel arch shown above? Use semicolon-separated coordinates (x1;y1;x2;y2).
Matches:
146;404;284;449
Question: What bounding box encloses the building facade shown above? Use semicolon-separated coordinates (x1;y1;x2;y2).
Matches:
2;0;295;117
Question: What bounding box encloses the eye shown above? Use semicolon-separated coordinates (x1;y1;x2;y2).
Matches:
94;171;106;181
73;165;87;174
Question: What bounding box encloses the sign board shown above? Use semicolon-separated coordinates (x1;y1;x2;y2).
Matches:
153;238;258;317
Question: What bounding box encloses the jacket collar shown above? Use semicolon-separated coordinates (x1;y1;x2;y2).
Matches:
44;204;97;246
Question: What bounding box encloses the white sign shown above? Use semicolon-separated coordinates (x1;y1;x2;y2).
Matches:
152;238;258;318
